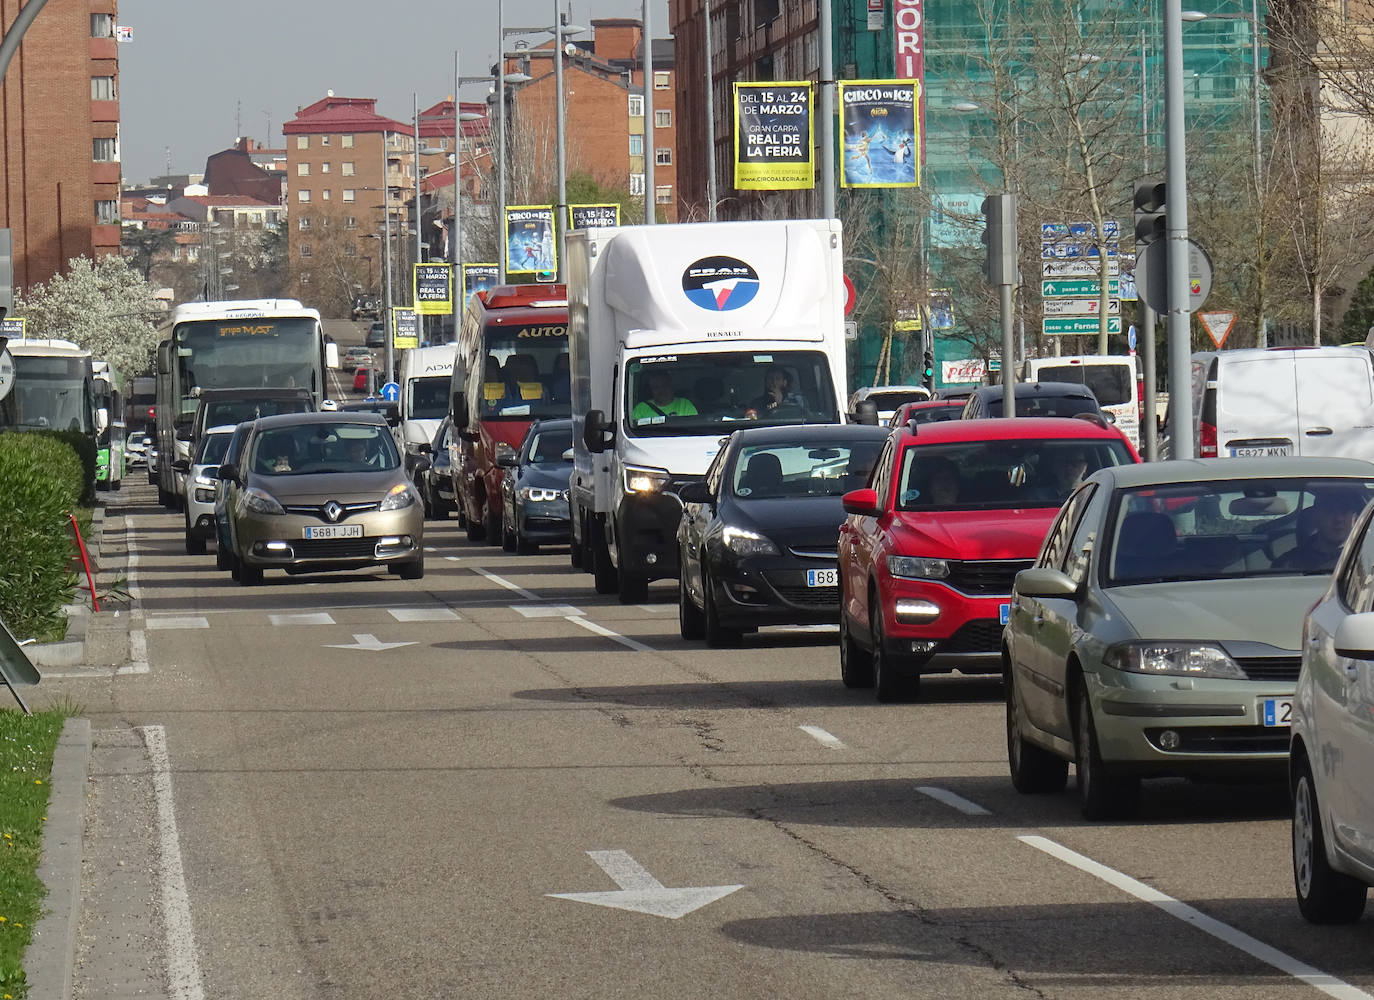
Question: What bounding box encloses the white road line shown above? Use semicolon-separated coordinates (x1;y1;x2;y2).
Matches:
566;615;655;652
139;725;206;1000
799;725;847;749
268;612;336;626
444;555;462;562
389;607;460;622
118;626;151;675
473;567;539;601
513;603;584;618
126;525;142;601
637;605;670;614
916;786;992;816
146;616;209;630
1020;835;1374;1000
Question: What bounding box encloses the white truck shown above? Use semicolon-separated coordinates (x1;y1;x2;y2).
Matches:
394;343;458;479
569;219;850;603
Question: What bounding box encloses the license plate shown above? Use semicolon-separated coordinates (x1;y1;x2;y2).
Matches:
806;568;838;588
1260;697;1293;727
999;603;1011;625
303;524;362;539
1231;445;1292;457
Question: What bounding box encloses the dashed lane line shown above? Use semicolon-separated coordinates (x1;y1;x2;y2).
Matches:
472;567;539;601
799;725;847;750
916;786;992;816
566;615;655;653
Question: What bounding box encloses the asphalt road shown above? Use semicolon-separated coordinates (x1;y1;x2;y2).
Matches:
36;477;1374;1000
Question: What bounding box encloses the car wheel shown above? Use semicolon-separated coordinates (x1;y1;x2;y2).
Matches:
702;568;741;647
455;501;468;529
570;532;584;569
215;540;230;572
183;512;206;556
465;505;486;541
1293;753;1369;923
679;561;705;640
839;597;874;689
420;481;435;519
397;554;425;580
1006;658;1069;793
238;562;264;586
502;513;517;552
516;523;537;555
592;528;619;595
157;485;174;508
486;507;503;547
872;605;917;703
1075;683;1139;820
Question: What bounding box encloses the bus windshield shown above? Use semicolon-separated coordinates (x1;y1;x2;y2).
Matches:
174;317;320;416
476;321;569;420
0;355;94;433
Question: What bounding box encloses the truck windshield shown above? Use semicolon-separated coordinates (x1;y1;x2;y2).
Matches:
624;350;838;437
408;376;451;419
477;321;569;420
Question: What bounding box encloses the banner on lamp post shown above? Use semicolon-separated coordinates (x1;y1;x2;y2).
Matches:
461;263;499;309
732;81;815;190
839;81;921;188
894;0;926;161
568;204;621;230
504;206;557;277
412;263;453;315
391;307;420;350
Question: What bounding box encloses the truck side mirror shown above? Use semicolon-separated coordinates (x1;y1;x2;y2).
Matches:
853;400;879;425
384;404;400;427
325;342;341;370
584;409;614;454
451;392;468;431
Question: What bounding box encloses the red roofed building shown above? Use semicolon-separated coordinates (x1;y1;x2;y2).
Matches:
204;138;285;205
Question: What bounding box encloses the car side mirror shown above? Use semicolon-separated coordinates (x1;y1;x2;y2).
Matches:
1014;567;1079;599
384;404;400;427
216;462;237;481
677;481;714;505
497;452;519;469
172;458;190;473
584;409;614;454
417;443;432;454
842;487;881;517
1334;612;1374;659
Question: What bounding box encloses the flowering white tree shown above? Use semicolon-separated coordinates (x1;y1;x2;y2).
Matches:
14;255;164;378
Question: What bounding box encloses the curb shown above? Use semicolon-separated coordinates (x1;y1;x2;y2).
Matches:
27;501;115;669
25;716;90;1000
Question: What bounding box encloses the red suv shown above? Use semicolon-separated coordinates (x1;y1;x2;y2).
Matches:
838;416;1139;701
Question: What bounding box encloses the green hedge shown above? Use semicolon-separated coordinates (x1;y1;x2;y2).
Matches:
31;429;96;504
0;434;81;640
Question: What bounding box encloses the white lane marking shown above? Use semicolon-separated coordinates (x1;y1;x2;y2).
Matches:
389;608;460;622
139;725;206;1000
547;849;744;919
513;603;584;618
799;725;847;750
637;605;670;614
566;615;654;652
268;612;336;626
146;616;209;630
916;786;992;816
126;525;142;601
473;567;539;601
444;556;462;562
117;623;150;675
424;546;438;552
1020;835;1374;1000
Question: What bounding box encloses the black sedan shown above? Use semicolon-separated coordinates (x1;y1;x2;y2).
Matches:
676;423;889;646
498;418;573;553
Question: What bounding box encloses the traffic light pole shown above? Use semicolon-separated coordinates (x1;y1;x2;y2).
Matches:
1141;296;1158;461
1164;0;1195;460
1000;283;1016;414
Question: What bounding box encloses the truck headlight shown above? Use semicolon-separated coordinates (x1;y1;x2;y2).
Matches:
623;464;672;495
887;556;950;580
244;487;284;515
379;483;416;511
721;525;779;557
1102;641;1246;679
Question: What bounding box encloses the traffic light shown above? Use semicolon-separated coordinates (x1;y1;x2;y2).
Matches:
1133;178;1166;245
981;193;1018;285
922;348;935;390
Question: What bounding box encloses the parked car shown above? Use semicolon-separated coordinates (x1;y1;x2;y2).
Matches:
498;418;574;554
415;416;457;519
678;424;889;646
343;346;374;372
178;424;236;556
214;422;255;574
147;444;159;484
848;385;932;423
1291;487;1374;922
1005;457;1374;820
960;381;1107;421
351;295;381;321
126;432;151;467
888;399;965;429
838;417;1139;702
216;411;424;585
366;321;386;349
354;367;373;392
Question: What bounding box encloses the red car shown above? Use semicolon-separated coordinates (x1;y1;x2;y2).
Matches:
887;398;965;428
838;416;1140;701
353;367;371;392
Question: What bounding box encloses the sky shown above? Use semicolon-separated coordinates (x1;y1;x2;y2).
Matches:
118;0;672;184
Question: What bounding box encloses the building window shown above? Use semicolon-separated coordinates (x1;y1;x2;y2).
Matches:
343;189;356;203
756;0;780;24
93;137;117;162
90;13;114;37
322;189;331;201
654;109;672;128
321;162;331;174
342;134;354;148
301;244;312;258
654;71;670;90
95;200;118;224
251;213;263;225
655;147;672;165
345;216;358;229
91;76;116;100
296;136;308;149
342;162;355;176
320;135;330;146
299;217;310;230
298;190;311;203
655;185;672;205
297;163;310;176
344;244;357;257
629;173;645;196
628;94;644;117
629;135;643;157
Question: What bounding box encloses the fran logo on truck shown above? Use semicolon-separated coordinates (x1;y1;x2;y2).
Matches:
683;256;760;311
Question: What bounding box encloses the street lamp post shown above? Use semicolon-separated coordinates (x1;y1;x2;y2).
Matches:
642;0;655;225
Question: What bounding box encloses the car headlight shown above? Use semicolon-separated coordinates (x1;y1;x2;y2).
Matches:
194;488;216;503
194;474;217;488
887;555;950;580
721;524;779;557
379;483;416;511
519;486;563;503
623;464;672;495
1102;641;1246;679
244;487;284;515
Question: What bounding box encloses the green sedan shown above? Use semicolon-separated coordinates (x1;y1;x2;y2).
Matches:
1003;457;1374;820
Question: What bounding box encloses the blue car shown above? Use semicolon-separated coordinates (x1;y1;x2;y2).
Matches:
499;418;573;554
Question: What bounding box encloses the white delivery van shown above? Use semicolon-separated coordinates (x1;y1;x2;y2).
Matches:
1022;354;1140;449
569;219;850;604
395;343;458;476
1189;346;1374;459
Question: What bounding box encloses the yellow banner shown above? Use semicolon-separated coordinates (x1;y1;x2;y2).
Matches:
733;82;815;190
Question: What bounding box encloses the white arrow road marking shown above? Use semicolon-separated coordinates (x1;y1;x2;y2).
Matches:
548;850;743;919
325;633;418;652
1020;835;1374;1000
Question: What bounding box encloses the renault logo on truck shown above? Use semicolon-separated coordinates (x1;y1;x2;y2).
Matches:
682;256;759;311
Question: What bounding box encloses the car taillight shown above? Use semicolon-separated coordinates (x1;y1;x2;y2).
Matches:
1200;421;1218;458
1137;379;1146;423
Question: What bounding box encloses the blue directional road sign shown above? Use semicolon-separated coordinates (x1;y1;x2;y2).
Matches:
380;381;400;402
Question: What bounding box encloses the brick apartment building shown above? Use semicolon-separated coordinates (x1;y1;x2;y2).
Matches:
0;0;122;293
506;18;679;222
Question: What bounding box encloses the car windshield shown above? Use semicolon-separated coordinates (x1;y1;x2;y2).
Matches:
896;438;1135;511
981;392;1099;418
1034;364;1132;406
864;390;926;411
528;428;573;464
195;432;232;465
250;423;400;476
1106;477;1374;585
731;439;885;500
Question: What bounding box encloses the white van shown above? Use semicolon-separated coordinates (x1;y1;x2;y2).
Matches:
395;343;458;474
1022;354;1140;449
1190;346;1374;459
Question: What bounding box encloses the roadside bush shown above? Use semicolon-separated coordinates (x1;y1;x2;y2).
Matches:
0;434;81;640
32;429;95;504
